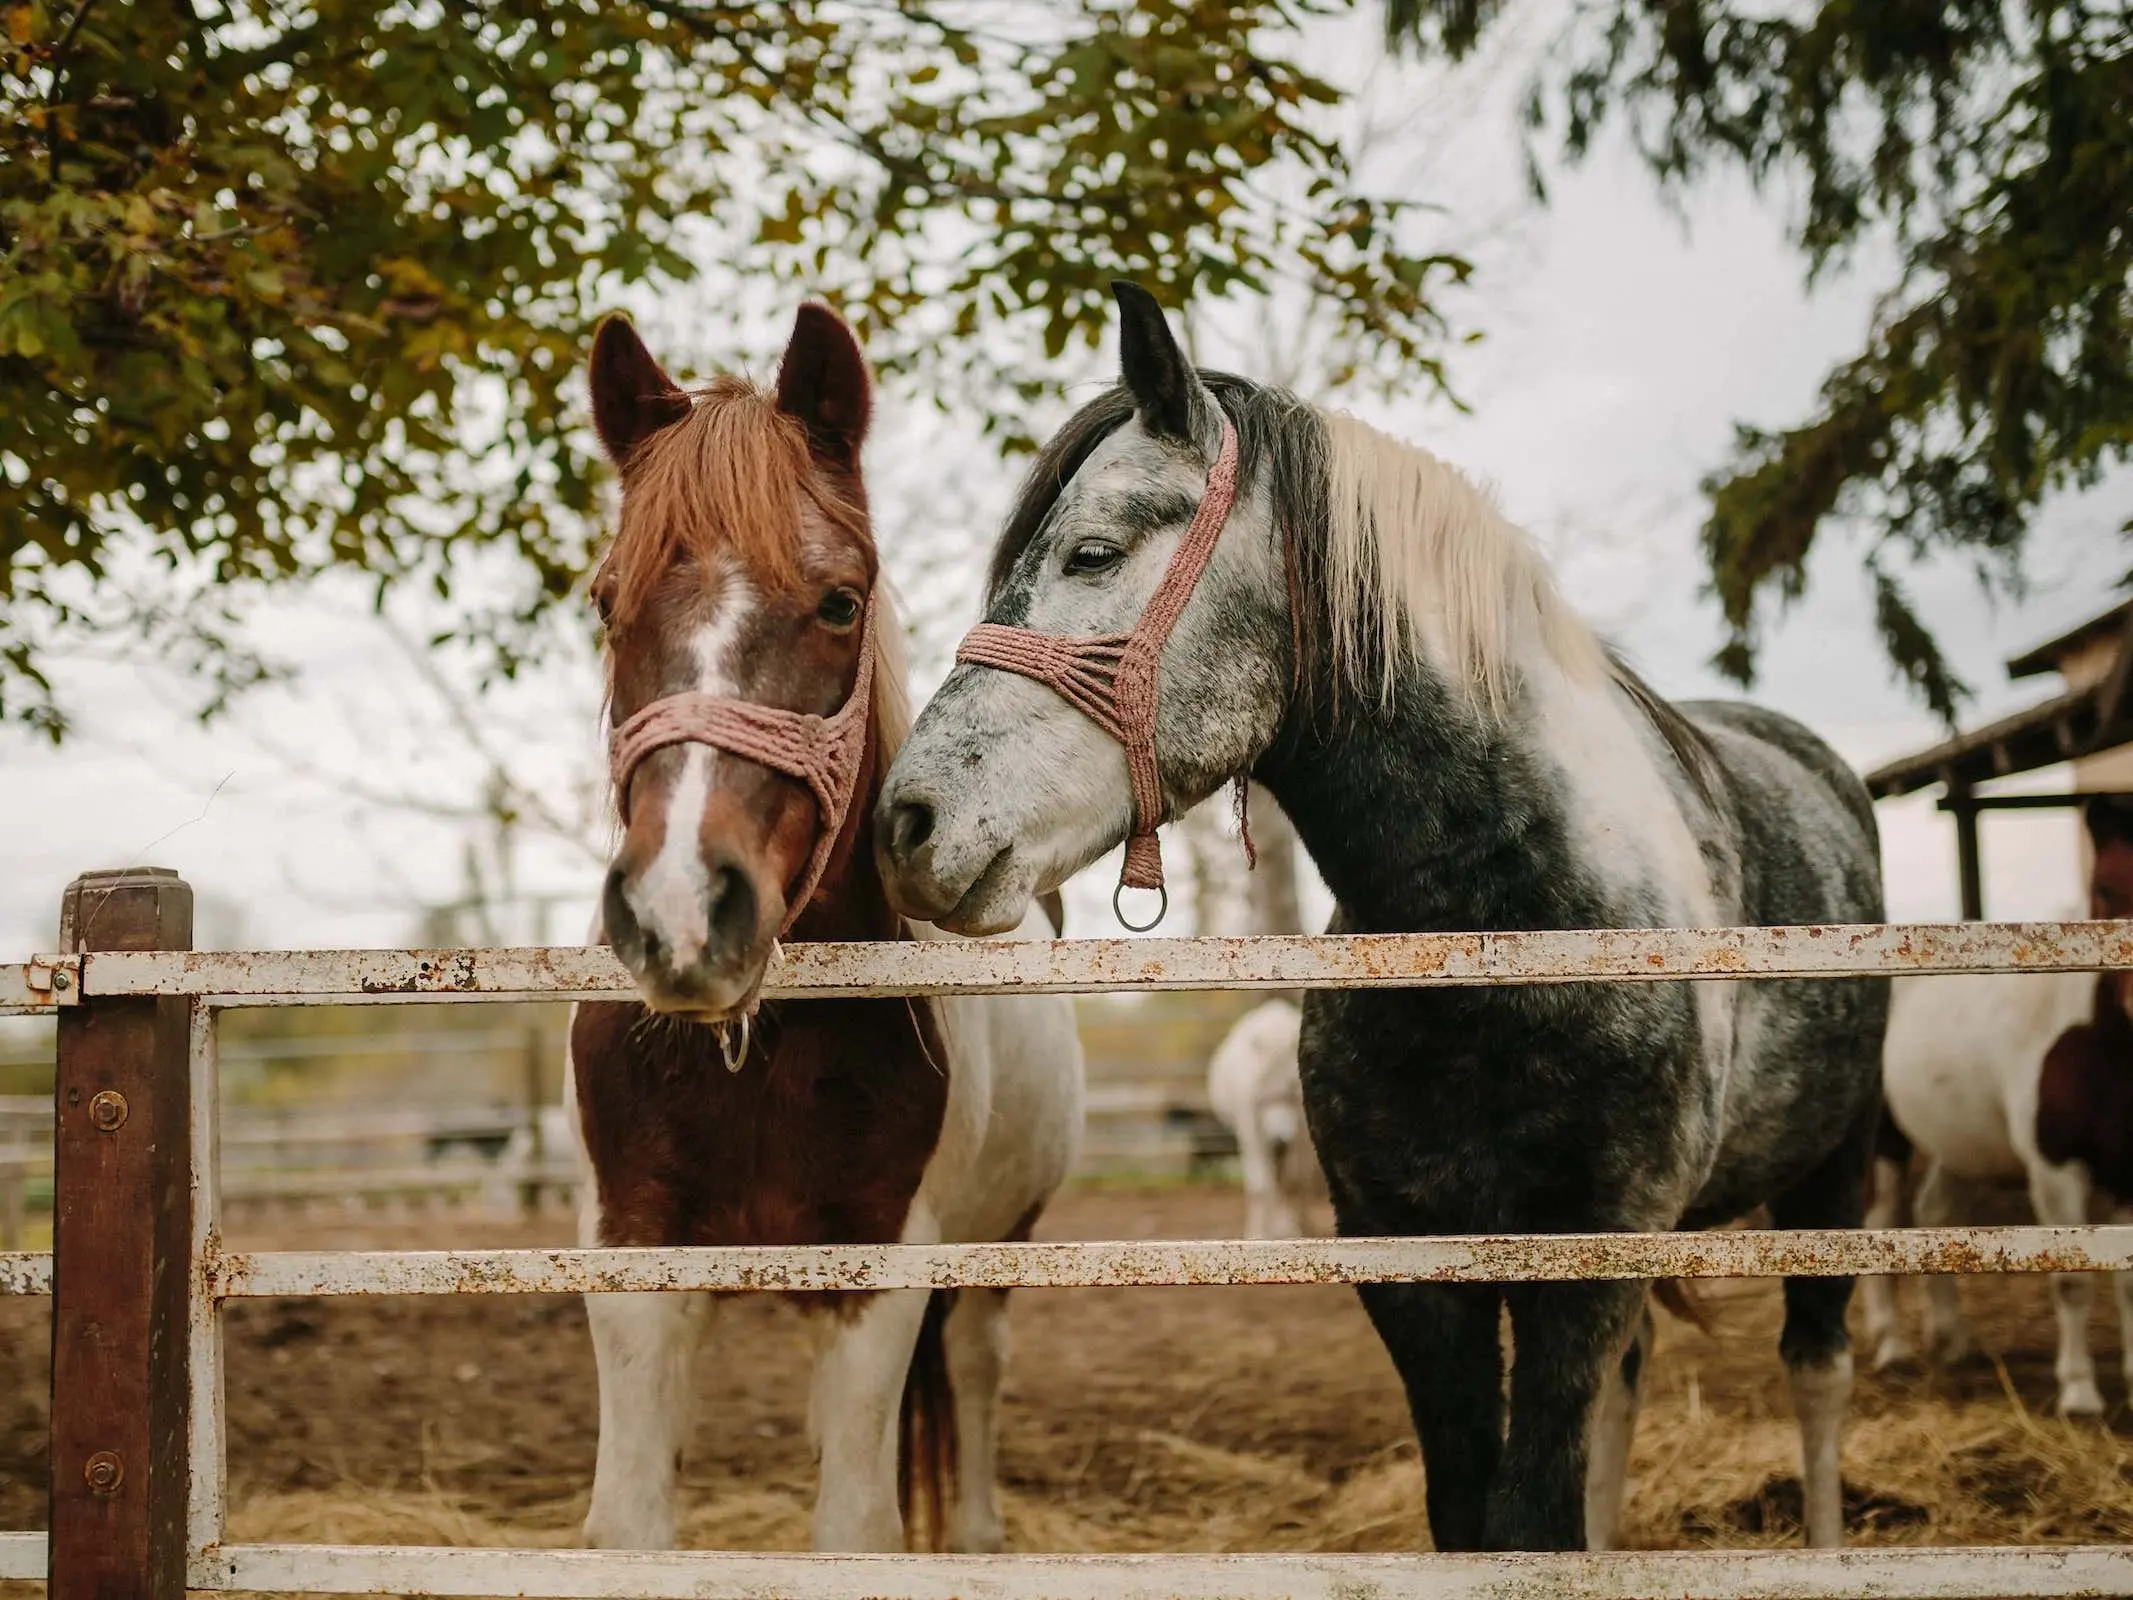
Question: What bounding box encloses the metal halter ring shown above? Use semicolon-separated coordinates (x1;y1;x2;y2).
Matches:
716;1013;752;1074
1112;880;1169;934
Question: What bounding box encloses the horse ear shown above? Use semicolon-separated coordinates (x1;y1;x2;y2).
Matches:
1112;280;1212;448
775;303;872;471
589;315;690;464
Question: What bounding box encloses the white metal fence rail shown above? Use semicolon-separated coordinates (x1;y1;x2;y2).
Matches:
8;914;2133;1598
7;918;2129;1011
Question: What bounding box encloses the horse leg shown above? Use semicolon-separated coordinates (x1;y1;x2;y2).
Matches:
1859;1151;1915;1371
1584;1298;1654;1551
1263;1133;1304;1238
1493;1279;1648;1550
1770;1113;1874;1550
583;1291;714;1549
2025;1159;2103;1416
810;1287;934;1551
942;1287;1011;1553
1353;1280;1504;1551
1910;1160;1976;1365
1236;1117;1283;1240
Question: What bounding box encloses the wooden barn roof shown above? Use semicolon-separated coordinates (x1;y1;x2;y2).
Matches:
2006;596;2133;680
1865;599;2133;799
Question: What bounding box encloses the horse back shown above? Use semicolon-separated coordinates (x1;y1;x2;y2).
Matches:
1676;699;1882;929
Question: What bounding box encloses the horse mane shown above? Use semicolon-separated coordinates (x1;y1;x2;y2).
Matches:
1316;410;1607;711
991;375;1722;799
598;372;910;765
869;580;913;766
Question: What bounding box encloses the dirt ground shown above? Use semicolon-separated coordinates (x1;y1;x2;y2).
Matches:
1;1184;2129;1559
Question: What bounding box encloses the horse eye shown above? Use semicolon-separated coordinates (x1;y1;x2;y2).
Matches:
816;587;862;629
1065;541;1123;576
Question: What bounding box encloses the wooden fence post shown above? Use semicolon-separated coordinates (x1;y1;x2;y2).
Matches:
50;868;194;1600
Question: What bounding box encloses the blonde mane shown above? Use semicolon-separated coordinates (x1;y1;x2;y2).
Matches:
1319;410;1606;712
868;580;913;767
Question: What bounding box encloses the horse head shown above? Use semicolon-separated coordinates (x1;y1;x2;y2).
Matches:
588;306;899;1018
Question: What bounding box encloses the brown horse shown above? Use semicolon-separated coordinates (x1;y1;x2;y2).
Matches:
1866;794;2133;1416
567;306;1083;1551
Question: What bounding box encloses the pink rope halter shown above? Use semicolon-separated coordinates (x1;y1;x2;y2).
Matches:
609;597;877;939
956;420;1241;930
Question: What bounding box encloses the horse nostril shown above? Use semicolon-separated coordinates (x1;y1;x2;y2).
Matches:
887;798;935;864
704;863;757;958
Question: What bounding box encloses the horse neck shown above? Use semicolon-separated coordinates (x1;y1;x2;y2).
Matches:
786;723;905;945
1256;655;1630;935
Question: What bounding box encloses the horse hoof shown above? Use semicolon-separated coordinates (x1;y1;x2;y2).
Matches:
2059;1379;2107;1418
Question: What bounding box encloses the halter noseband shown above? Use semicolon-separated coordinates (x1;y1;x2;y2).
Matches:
608;596;877;940
956;420;1241;930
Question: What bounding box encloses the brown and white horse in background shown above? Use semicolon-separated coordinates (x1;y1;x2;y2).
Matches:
1864;795;2133;1416
565;305;1083;1552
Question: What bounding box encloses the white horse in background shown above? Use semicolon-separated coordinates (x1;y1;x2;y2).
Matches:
1207;999;1326;1238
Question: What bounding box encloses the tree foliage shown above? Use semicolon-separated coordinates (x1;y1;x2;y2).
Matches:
1392;0;2132;719
2;0;1469;738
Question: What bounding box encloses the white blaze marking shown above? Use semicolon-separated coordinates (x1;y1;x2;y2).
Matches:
625;576;755;968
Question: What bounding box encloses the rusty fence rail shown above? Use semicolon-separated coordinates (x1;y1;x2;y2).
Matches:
5;917;2132;1013
212;1225;2133;1298
13;871;2133;1599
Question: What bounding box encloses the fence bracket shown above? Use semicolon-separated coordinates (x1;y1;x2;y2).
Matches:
1;955;82;1011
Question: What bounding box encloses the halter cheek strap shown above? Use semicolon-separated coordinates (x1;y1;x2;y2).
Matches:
956;420;1241;926
609;596;877;940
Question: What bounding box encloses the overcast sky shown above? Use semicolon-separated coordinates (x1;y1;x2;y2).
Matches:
2;11;2125;958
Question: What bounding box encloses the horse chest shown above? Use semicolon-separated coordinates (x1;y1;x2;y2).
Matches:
570;1000;950;1248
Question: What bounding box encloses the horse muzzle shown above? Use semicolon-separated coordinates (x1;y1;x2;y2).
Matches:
602;847;777;1020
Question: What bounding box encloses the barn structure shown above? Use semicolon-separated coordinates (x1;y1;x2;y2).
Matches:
1867;598;2133;917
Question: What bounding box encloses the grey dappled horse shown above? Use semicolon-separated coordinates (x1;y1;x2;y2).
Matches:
875;283;1888;1552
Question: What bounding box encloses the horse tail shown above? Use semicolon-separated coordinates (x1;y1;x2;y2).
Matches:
897;1289;958;1551
1651;1277;1713;1336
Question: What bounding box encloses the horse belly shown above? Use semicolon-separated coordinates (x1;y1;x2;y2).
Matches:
1884;1055;2021;1180
1882;973;2091;1181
